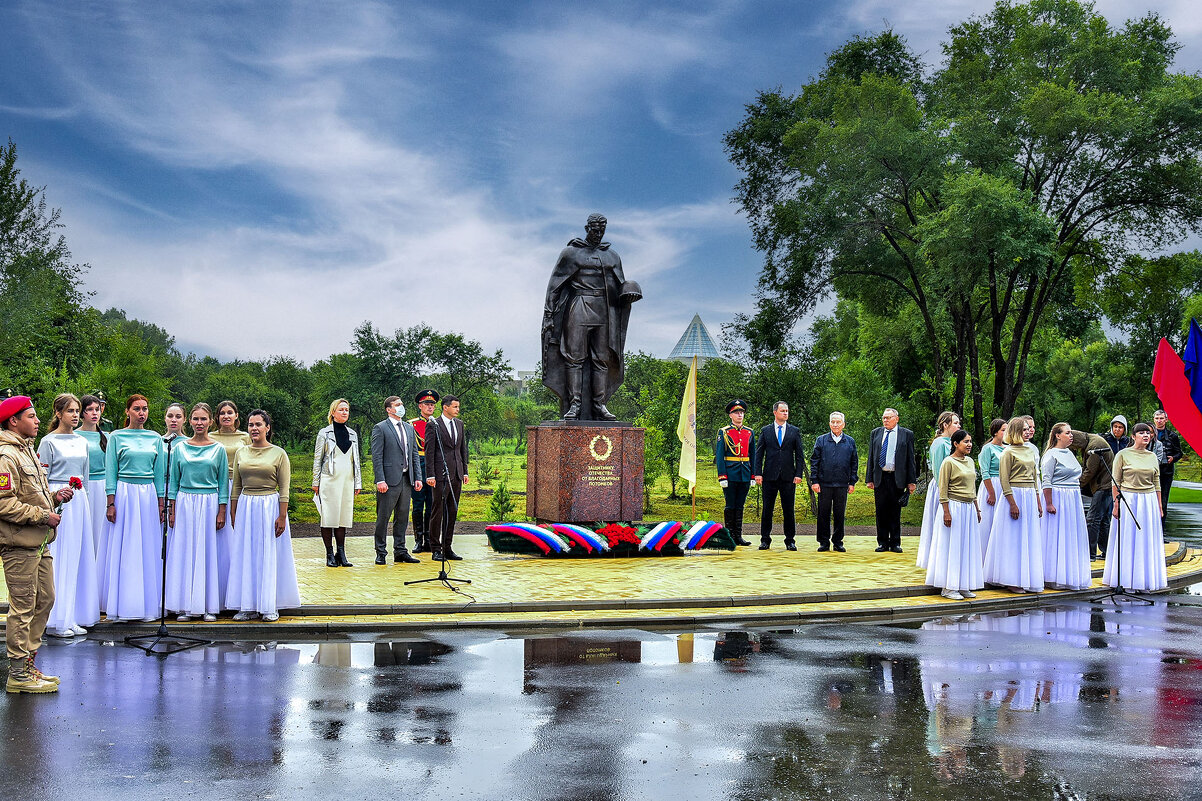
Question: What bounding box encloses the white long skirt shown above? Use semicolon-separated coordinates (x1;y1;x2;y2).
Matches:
46;481;100;631
226;493;301;615
317;447;356;528
977;477;1001;560
1103;491;1168;591
88;477;108;557
101;482;164;621
983;487;1044;592
216;478;234;595
1041;487;1092;590
165;492;221;615
916;478;940;569
925;499;983;591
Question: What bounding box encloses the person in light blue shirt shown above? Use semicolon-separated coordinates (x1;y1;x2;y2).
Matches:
976;418;1007;560
165;403;229;621
100;394;166;623
917;411;961;570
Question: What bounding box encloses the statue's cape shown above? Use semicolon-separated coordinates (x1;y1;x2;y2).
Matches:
541;241;631;415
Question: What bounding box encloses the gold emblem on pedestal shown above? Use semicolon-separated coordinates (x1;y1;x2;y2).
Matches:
589;434;613;461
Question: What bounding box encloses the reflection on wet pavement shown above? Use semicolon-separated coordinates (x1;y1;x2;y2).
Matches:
4;600;1202;800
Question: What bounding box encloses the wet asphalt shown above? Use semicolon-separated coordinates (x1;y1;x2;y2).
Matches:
1;504;1201;800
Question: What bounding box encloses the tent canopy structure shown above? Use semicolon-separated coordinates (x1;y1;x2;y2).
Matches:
667;314;721;366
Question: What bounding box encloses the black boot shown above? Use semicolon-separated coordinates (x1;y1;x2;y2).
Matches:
336;547;353;567
563;366;583;419
733;509;751;546
326;546;337;567
412;530;428;554
592;375;617;421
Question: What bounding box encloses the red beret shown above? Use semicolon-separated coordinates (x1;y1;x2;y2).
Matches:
0;395;32;424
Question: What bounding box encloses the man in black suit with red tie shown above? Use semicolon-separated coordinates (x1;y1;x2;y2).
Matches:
865;407;917;553
753;401;806;551
424;394;469;562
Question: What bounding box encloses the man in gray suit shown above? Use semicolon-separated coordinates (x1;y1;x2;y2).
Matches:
371;396;424;564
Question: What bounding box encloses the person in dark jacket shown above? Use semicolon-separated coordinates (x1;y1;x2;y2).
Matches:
1153;409;1184;516
865;408;918;553
1103;415;1131;454
753;402;806;551
715;400;755;547
810;411;858;552
1075;428;1114;560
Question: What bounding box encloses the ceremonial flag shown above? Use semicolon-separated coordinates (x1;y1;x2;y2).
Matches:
1184;318;1202;411
1151;331;1202;457
676;356;697;490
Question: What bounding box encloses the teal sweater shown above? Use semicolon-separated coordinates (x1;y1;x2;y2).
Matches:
105;429;166;496
167;441;230;504
79;430;107;481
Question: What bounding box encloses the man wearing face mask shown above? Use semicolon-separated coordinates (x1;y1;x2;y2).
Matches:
370;396;424;565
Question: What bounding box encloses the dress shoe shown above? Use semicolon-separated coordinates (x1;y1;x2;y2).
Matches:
262;613;280;622
940;589;964;600
961;590;976;598
875;546;888;552
444;550;463;561
758;543;770;550
70;625;88;636
396;553;420;564
412;543;429;554
833;544;846;552
431;551;445;562
734;536;751;546
786;542;797;551
326;548;338;567
232;611;258;621
375;554;387;565
889;546;903;553
816;544;829;552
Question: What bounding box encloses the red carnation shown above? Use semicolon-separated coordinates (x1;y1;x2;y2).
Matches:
69;476;83;490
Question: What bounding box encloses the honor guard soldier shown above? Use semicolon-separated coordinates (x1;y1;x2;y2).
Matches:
91;389;114;433
716;400;754;546
0;395;75;693
408;389;439;553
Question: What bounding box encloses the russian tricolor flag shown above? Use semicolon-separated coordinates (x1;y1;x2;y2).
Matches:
1152;319;1202;456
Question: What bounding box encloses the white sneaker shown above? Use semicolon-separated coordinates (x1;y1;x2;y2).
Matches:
961;590;976;598
232;611;257;621
202;614;217;622
262;613;279;622
71;625;88;635
176;614;192;622
941;589;964;600
47;628;74;638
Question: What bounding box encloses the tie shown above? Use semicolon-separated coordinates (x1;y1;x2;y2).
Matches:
777;425;783;447
395;422;407;461
447;419;455;444
879;430;890;467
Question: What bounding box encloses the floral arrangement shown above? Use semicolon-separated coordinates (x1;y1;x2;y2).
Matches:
485;520;735;558
597;522;641;549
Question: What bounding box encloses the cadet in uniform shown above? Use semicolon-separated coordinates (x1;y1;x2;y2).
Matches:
715;400;755;546
0;396;75;693
408;389;439;554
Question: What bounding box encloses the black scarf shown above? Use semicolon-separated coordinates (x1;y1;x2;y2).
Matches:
333;422;351;454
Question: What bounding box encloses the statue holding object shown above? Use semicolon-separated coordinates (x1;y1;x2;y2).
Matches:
541;214;642;421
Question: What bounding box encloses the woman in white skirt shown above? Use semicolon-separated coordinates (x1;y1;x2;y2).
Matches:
976;418;1007;560
312;398;361;568
209;400;252;593
102;394;166;622
983;417;1044;593
917;411;961;570
1103;422;1168;591
78;394;109;561
227;409;300;622
1040;422;1092;590
165;403;228;621
926;430;983;600
38;393;99;637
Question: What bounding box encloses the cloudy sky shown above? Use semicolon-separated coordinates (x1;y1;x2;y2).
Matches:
2;0;1199;371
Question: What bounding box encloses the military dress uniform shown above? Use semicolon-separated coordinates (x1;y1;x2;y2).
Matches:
408;389;439;554
716;400;755;546
0;397;61;693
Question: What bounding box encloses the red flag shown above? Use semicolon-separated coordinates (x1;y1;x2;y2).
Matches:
1152;338;1202;456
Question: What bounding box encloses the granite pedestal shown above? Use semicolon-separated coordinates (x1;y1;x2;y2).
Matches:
526;424;644;523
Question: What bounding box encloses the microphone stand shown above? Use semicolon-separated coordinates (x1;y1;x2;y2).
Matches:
406;420;471;592
126;433;213;655
1091;447;1153;606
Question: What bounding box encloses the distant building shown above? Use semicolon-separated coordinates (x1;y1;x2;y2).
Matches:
667;314;721;367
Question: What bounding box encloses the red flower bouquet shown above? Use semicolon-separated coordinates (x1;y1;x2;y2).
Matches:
596;522;641;551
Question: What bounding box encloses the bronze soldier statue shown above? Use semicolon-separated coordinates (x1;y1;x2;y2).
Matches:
541;214;641;421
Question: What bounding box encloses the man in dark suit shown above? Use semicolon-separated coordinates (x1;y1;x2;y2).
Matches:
810;411;858;552
370;396;424;565
1153;409;1184;516
865;408;917;553
424;394;469;561
753;401;806;550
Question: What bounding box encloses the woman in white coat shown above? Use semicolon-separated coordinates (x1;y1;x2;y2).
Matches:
312;398;361;567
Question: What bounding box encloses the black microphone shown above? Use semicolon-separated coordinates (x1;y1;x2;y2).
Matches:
1087;447;1110;455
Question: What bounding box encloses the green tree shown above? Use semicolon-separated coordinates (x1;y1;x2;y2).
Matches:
726;1;1202;435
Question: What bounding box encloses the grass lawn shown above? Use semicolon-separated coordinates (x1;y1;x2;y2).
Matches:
1169;487;1202;504
284;448;927;526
